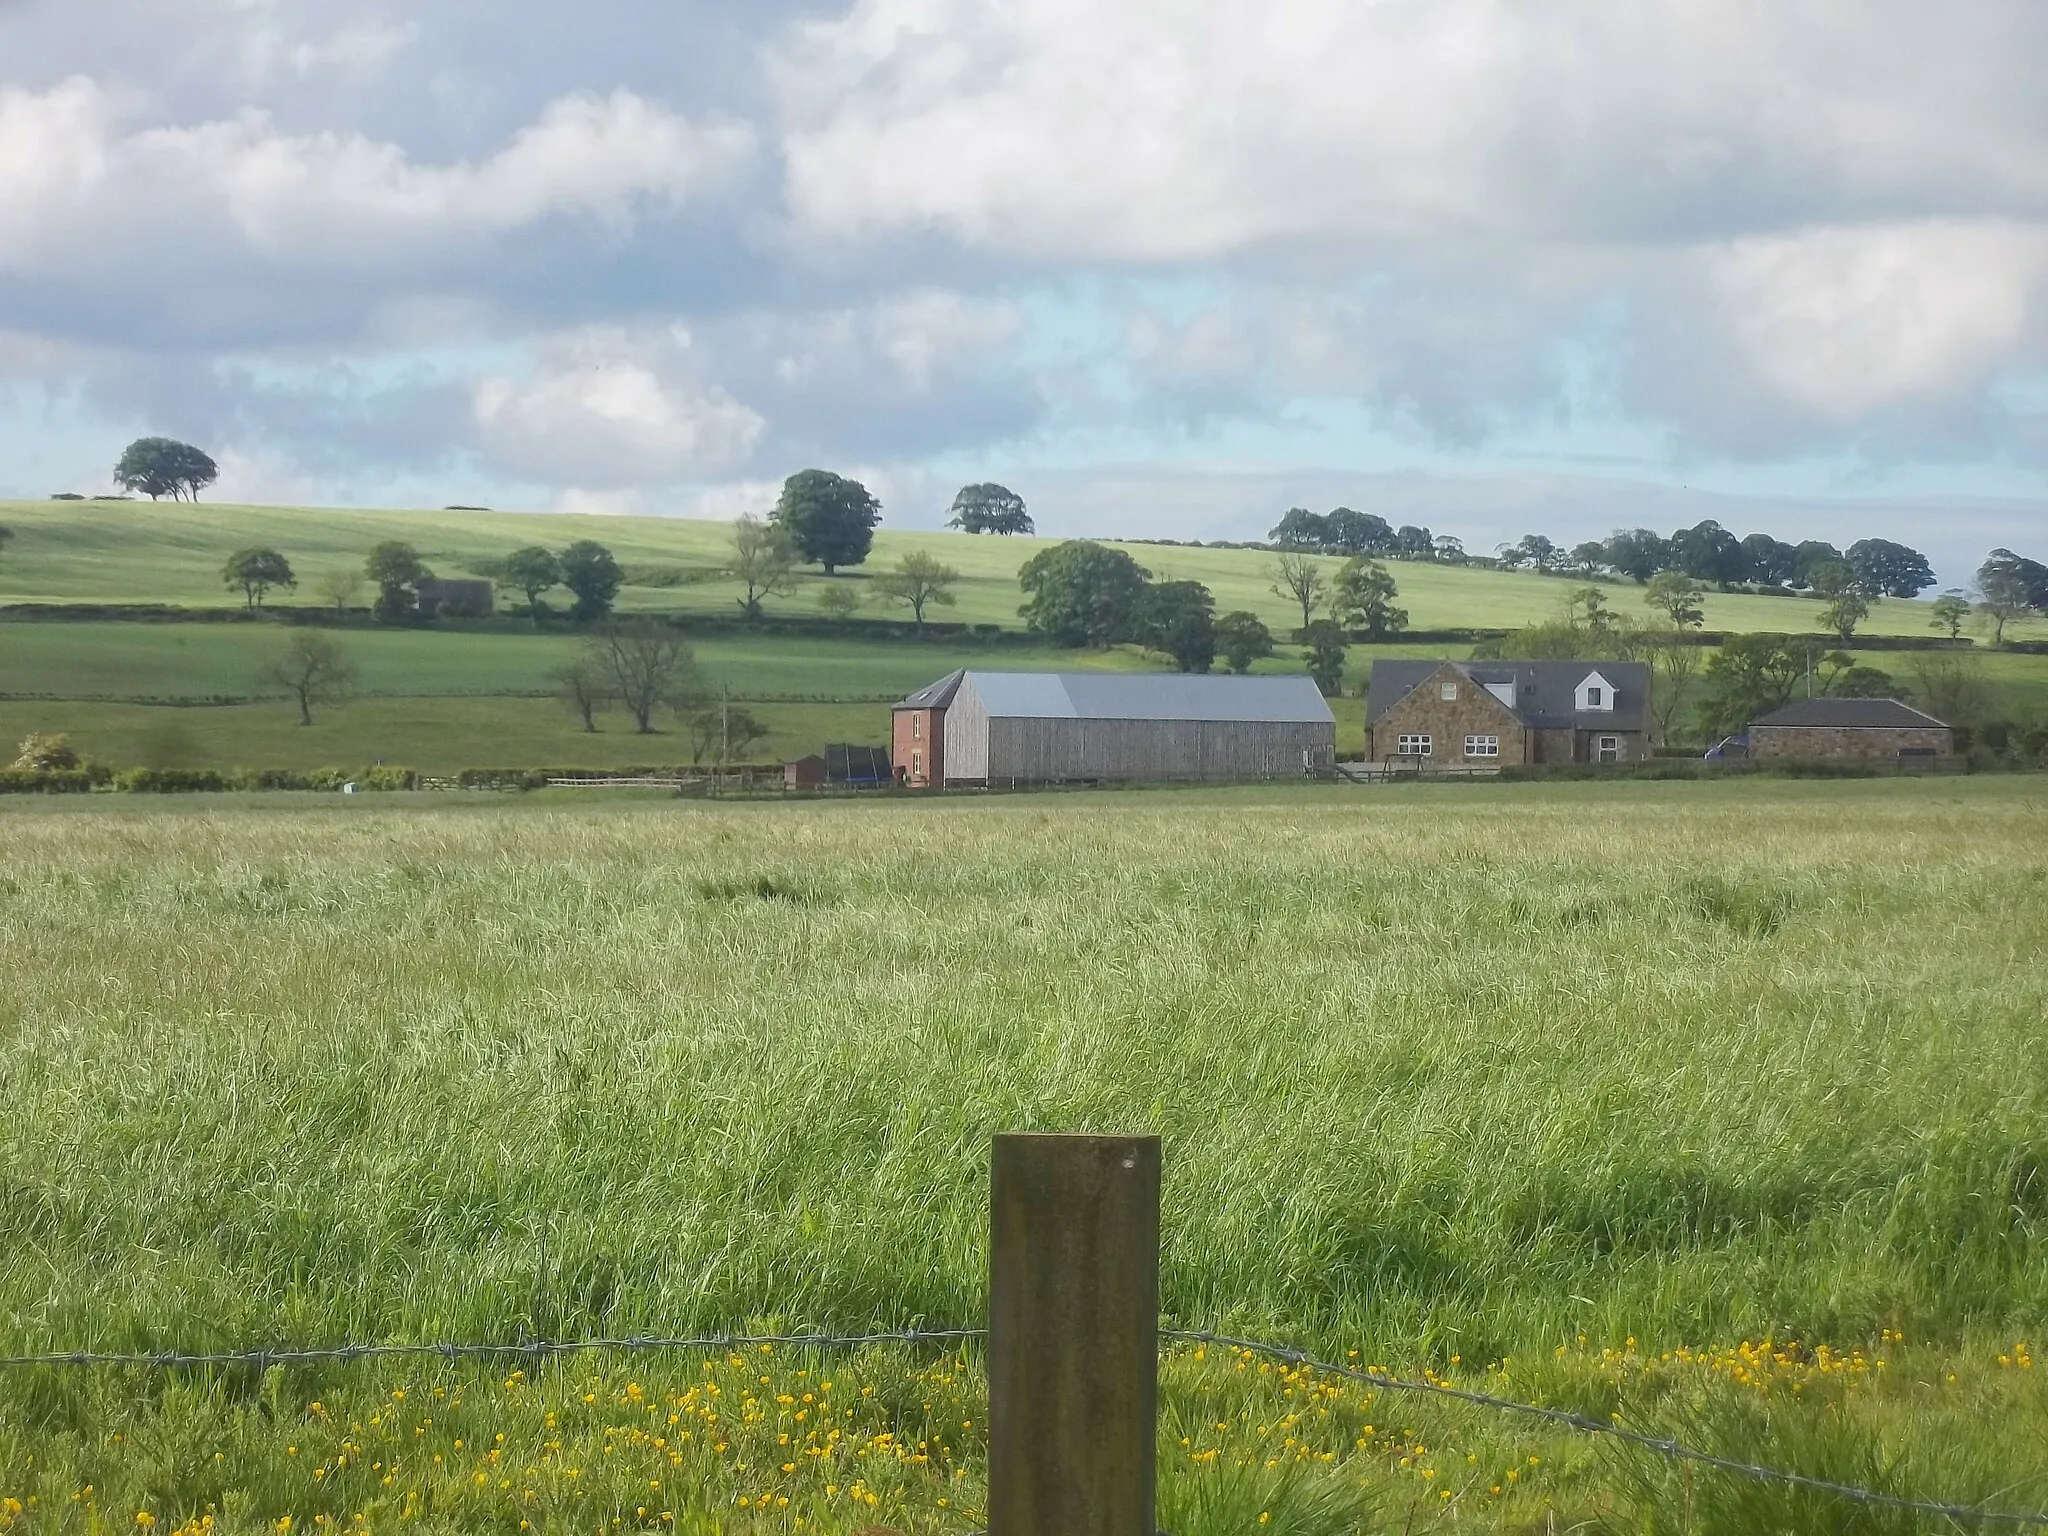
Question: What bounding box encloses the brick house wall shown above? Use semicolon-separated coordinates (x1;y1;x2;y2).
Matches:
1750;725;1953;760
892;707;946;786
1369;666;1528;764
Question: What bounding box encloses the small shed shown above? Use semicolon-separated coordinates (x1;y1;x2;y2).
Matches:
783;755;827;789
1748;697;1953;761
893;670;1336;787
416;578;494;618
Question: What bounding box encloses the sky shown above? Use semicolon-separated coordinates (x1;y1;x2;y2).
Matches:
1;0;2045;582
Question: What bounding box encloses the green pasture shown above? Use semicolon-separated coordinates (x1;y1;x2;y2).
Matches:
0;779;2045;1532
5;497;2040;643
0;623;1477;767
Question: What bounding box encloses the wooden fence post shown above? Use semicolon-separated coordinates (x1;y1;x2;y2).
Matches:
988;1133;1161;1536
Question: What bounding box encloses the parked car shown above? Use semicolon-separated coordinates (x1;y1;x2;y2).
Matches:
1704;733;1749;761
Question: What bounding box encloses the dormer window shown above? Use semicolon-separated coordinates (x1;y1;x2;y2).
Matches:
1575;671;1617;713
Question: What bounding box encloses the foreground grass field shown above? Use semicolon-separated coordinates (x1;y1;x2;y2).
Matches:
1;779;2045;1530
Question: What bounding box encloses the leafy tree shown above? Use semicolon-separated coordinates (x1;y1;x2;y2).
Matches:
221;548;295;610
1644;571;1706;630
553;658;610;732
317;568;362;620
12;732;80;770
1301;620;1349;697
1602;528;1670;584
773;469;883;575
946;483;1033;535
1215;611;1275;674
114;437;219;501
1740;533;1801;587
873;550;961;636
1791;540;1845;588
1847;538;1936;599
1268;508;1329;550
1431;534;1467;564
499;547;563;627
682;699;770;766
1639;626;1704;744
1668;520;1745;586
1016;541;1149;647
1809;561;1869;641
1976;548;2048;644
1270;552;1327;636
1930;590;1973;640
260;631;356;726
1393;524;1435;560
559;540;623;624
1832;663;1901;698
1330;557;1407;639
1697;635;1811;737
816;583;863;620
1567;542;1609;579
588;619;702;734
365;542;431;624
1498;533;1562;573
1561;585;1614;635
1323;508;1395;556
729;515;797;624
1907;650;1991;727
0;524;12;569
1137;579;1217;672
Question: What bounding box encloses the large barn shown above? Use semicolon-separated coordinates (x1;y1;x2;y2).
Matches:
892;670;1336;788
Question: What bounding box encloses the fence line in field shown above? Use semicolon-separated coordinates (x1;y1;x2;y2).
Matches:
4;1323;2043;1527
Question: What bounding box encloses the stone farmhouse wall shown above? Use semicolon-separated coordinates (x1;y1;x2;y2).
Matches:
1369;668;1528;764
1750;725;1953;760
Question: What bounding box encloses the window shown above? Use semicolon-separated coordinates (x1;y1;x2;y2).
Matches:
1464;735;1499;758
1397;734;1433;757
1597;735;1620;764
911;713;923;741
911;750;923;778
1587;687;1603;707
1440;681;1459;700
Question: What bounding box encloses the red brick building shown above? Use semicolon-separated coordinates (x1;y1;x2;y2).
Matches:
892;670;961;787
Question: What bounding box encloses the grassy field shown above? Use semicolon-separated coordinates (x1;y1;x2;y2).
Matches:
5;497;2042;643
1;779;2045;1531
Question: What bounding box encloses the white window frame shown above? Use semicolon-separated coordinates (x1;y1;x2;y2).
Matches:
1596;734;1620;764
911;713;923;740
1586;686;1603;707
1440;681;1459;700
911;749;924;778
1396;733;1433;757
1464;734;1499;758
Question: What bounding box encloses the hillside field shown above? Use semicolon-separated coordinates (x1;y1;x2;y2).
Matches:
3;498;2046;771
1;780;2045;1532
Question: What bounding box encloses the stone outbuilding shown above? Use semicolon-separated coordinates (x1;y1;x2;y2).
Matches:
1747;697;1953;761
1366;659;1654;767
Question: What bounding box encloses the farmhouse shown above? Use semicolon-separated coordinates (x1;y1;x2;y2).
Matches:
1748;697;1954;761
892;670;1336;787
1367;659;1653;767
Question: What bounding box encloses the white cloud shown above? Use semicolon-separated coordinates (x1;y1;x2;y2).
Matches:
473;328;767;487
0;77;754;272
1708;221;2048;419
777;0;2048;261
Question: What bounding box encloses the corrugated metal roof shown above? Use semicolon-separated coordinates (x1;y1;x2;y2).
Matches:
958;671;1335;723
895;670;966;709
1753;697;1948;729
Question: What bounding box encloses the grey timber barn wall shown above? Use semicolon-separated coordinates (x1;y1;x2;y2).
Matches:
940;675;1336;784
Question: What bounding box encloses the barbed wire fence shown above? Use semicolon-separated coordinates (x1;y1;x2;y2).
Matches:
4;1322;2044;1527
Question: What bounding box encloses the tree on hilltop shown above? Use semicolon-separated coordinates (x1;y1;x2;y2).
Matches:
222;548;295;610
1645;571;1706;630
1270;552;1326;637
115;438;218;501
1215;611;1274;674
1976;548;2048;645
729;515;797;625
1137;579;1217;672
1017;540;1149;647
365;542;431;624
1330;557;1407;639
773;469;882;575
1930;591;1972;641
946;483;1033;535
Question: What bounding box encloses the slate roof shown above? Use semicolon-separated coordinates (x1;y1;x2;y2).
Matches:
897;671;1334;723
1367;659;1652;732
897;670;966;710
1751;697;1948;730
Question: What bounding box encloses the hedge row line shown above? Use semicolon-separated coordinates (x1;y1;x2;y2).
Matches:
0;766;419;794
